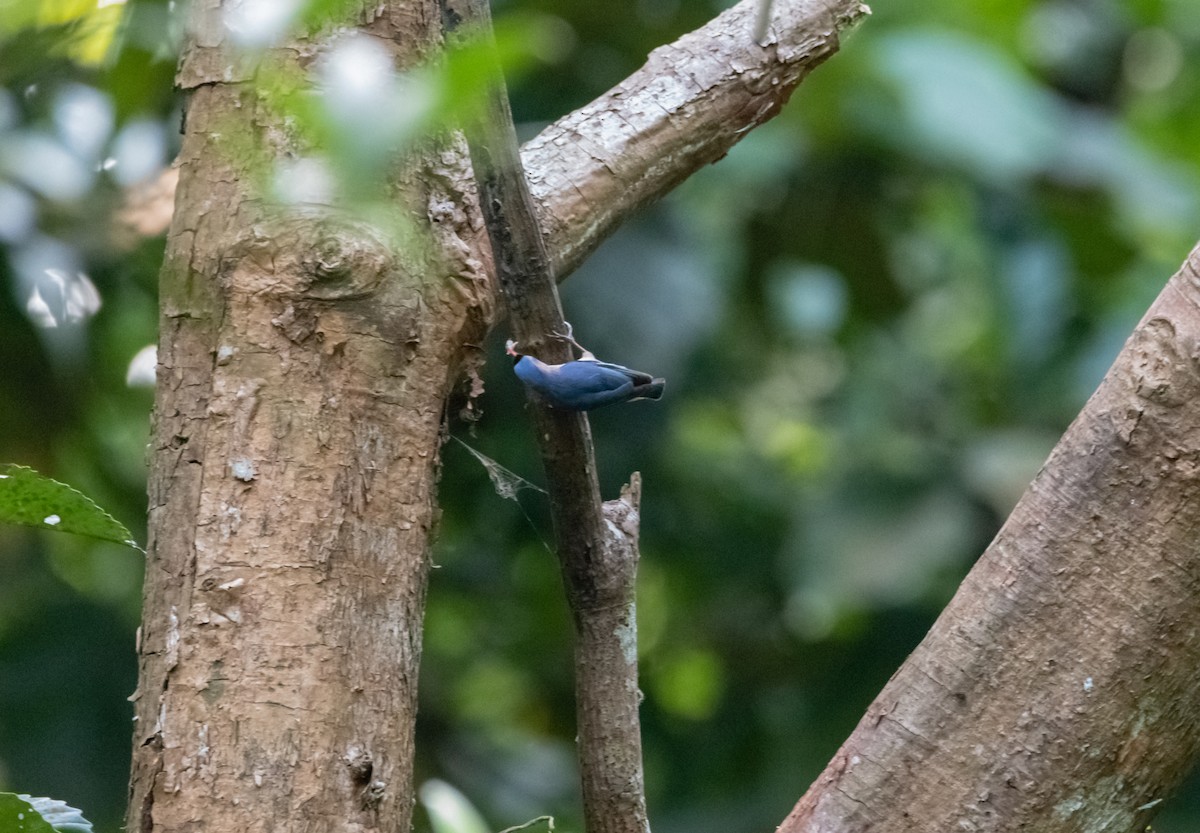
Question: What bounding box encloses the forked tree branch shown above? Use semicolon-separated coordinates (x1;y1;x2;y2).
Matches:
116;0;868;281
453;3;650;833
782;243;1200;832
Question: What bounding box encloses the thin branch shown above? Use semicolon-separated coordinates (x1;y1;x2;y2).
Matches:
754;0;776;45
451;3;650;833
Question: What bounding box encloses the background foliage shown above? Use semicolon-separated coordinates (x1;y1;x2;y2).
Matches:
1;0;1199;831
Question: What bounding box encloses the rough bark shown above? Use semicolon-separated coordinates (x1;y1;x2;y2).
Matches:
524;0;869;281
127;3;493;832
456;2;650;829
579;479;648;833
781;243;1200;832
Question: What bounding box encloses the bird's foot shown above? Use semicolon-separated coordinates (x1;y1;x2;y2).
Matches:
549;321;594;359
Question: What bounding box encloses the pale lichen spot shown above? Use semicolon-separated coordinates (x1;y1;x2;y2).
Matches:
165;605;180;669
1054;795;1085;820
615;602;638;665
230;458;258;482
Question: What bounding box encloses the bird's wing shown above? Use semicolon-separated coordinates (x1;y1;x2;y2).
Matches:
550;360;637;392
577;359;656;387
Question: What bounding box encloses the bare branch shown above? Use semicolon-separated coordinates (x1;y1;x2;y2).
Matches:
453;3;650;833
523;0;869;281
780;243;1200;833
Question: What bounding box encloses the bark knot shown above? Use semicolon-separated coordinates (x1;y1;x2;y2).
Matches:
224;210;396;301
1128;317;1200;408
299;227;392;300
344;745;373;784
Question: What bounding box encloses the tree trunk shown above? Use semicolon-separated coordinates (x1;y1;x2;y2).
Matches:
782;244;1200;832
126;4;494;830
125;0;864;830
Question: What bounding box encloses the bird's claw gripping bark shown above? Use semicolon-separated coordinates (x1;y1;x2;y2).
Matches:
550;320;596;360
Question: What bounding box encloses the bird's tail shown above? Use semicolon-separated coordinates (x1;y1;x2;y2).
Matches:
631;378;666;401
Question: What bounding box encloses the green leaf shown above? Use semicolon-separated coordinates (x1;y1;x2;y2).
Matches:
0;793;95;833
15;796;93;833
0;794;56;833
649;647;725;720
0;464;140;550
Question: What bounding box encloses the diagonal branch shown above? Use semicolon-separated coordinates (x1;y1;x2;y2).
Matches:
780;243;1200;832
522;0;869;281
453;3;650;833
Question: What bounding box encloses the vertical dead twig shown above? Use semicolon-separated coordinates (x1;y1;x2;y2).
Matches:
449;2;651;833
753;0;775;44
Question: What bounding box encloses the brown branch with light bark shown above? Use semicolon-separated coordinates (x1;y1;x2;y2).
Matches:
452;2;650;833
525;0;869;281
781;243;1200;833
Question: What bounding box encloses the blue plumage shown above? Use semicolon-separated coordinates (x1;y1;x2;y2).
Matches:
506;332;665;411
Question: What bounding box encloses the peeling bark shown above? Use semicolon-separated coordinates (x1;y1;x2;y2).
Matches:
781;243;1200;832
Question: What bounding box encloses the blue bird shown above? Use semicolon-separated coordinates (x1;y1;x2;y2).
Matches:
506;327;665;411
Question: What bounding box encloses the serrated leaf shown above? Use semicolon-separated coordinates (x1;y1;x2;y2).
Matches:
14;796;93;833
0;464;141;551
0;793;59;833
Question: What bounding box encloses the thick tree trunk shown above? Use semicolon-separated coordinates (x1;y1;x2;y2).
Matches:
782;244;1200;832
126;4;493;831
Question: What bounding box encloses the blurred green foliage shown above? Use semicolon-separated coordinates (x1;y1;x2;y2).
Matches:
1;0;1199;832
